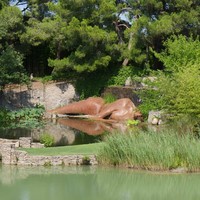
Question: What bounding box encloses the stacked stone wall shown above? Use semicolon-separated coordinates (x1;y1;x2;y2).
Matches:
0;139;98;166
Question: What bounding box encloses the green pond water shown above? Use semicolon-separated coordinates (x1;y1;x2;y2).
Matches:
1;165;200;200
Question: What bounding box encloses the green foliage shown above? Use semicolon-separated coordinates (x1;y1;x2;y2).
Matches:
41;75;53;83
120;1;200;70
40;133;55;147
75;68;115;98
0;105;45;129
0;1;200;105
74;63;140;98
98;129;200;171
153;35;200;73
126;119;140;126
108;66;134;86
48;16;116;73
167;116;200;138
152;35;200;118
9;106;44;121
20;17;60;46
156;65;200;118
103;93;116;103
44;161;52;167
0;6;23;41
0;46;29;87
81;156;91;165
137;88;165;119
0;108;10;125
0;0;9;10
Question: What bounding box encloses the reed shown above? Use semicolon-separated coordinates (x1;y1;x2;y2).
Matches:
97;129;200;171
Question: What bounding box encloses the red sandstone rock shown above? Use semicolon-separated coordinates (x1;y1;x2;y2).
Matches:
48;97;142;121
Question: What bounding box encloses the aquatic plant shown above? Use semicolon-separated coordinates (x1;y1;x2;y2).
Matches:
97;129;200;172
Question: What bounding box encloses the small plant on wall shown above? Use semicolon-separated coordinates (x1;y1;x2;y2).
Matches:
81;156;91;165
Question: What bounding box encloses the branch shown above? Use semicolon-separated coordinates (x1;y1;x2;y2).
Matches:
117;23;130;29
118;7;133;17
15;0;27;6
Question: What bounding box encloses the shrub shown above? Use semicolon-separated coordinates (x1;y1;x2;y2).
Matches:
0;108;10;126
137;88;165;119
39;133;55;147
151;35;200;118
81;156;91;165
110;66;133;86
156;65;200;118
153;35;200;73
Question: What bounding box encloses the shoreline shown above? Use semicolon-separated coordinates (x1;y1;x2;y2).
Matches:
1;138;200;174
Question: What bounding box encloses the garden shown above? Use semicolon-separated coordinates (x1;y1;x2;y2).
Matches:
0;0;200;172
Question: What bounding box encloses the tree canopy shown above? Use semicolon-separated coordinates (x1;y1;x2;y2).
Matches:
0;0;199;90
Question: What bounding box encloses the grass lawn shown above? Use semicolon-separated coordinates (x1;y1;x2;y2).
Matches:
20;143;103;156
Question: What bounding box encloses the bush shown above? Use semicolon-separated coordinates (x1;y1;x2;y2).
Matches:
40;133;55;147
153;35;200;73
137;88;165;119
0;108;10;125
110;66;133;86
151;35;200;118
156;65;200;118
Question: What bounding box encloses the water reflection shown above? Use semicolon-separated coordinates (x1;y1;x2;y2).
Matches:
0;127;31;139
1;165;200;200
57;118;127;135
0;118;127;146
32;119;105;146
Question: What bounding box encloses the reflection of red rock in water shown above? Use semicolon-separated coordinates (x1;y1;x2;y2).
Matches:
57;118;127;136
48;97;142;121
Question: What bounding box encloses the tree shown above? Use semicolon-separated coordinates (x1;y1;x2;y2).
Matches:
0;5;29;87
21;0;120;77
115;0;200;71
2;0;199;90
153;35;200;118
0;6;24;45
153;35;200;73
0;46;29;87
0;0;9;9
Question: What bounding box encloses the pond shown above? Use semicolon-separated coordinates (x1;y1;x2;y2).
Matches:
1;165;200;200
0;118;130;146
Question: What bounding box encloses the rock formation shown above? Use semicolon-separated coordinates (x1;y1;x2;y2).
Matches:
48;97;142;121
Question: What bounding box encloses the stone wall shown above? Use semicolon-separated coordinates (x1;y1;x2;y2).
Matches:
101;86;141;106
0;82;142;111
0;139;98;166
0;81;78;110
16;152;97;166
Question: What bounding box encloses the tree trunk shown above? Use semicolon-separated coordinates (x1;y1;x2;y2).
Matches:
122;32;133;66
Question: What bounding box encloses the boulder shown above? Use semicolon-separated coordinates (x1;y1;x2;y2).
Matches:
148;110;164;125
